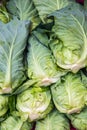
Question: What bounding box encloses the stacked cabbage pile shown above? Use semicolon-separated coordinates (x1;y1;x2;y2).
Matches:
0;0;87;130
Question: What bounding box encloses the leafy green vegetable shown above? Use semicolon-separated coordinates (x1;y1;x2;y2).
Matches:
7;0;41;29
0;1;86;130
33;0;73;23
12;80;37;95
80;70;87;88
0;111;32;130
36;109;70;130
16;86;53;122
31;29;49;47
49;6;87;73
0;19;30;94
51;72;87;114
0;2;10;23
0;95;8;117
67;107;87;130
21;121;33;130
27;31;66;86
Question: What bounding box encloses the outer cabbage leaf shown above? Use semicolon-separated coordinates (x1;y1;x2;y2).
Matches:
27;31;67;86
16;86;53;122
12;80;37;95
7;0;41;29
0;19;30;94
0;112;32;130
51;72;87;114
36;109;70;130
0;95;8;117
67;107;87;130
33;0;74;23
49;7;87;73
31;29;49;47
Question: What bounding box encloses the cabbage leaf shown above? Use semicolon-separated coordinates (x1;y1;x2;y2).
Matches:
0;19;30;94
7;0;40;29
0;95;8;117
0;112;32;130
36;109;70;130
51;72;87;114
0;3;10;23
33;0;73;23
67;107;87;130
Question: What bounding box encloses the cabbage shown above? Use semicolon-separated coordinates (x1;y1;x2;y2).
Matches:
33;0;74;23
0;2;10;23
51;72;87;114
0;95;8;117
0;112;32;130
49;6;87;73
0;19;30;94
67;107;87;130
16;86;53;122
7;0;41;29
30;29;50;47
27;31;66;86
36;109;70;130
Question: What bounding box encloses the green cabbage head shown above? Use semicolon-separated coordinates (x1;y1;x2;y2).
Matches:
51;72;87;114
27;31;66;86
67;107;87;130
36;109;70;130
16;86;53;122
0;112;32;130
49;6;87;73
